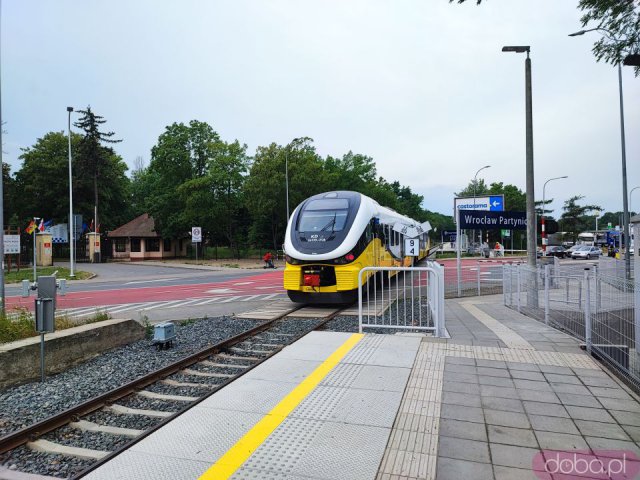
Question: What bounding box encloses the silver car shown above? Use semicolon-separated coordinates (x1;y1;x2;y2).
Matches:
571;246;601;260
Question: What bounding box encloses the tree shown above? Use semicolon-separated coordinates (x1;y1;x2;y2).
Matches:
560;195;602;238
451;0;640;75
146;120;221;239
578;0;640;75
455;178;489;199
74;107;123;232
177;139;250;257
323;152;378;192
14;132;82;223
244;139;327;249
13;131;130;230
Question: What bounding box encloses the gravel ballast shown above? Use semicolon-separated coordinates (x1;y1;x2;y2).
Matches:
0;316;262;437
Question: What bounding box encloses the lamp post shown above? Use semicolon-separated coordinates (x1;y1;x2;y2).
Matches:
541;176;568;254
67;107;75;277
630;186;640;214
502;45;536;268
569;28;630;279
472;165;491;246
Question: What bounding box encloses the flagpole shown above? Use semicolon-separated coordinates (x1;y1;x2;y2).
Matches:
33;217;39;282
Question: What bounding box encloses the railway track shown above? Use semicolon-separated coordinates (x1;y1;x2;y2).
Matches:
0;305;347;479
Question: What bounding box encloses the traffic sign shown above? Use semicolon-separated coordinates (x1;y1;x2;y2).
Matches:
459;210;527;230
454;195;504;222
501;229;511;237
4;235;20;254
404;238;419;256
191;227;202;243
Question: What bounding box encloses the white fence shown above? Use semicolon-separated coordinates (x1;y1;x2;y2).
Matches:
358;262;446;337
504;261;639;392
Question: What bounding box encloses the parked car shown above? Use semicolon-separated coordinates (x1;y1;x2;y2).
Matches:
571;246;602;260
544;246;568;258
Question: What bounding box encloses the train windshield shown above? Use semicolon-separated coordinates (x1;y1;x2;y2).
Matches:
297;199;349;232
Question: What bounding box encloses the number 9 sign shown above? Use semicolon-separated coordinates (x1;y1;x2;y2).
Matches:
404;238;418;257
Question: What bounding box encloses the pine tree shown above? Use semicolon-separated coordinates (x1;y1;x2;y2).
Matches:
74;107;122;260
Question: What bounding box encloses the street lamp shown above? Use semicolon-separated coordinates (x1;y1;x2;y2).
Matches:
569;28;631;279
67;107;75;277
541;176;568;254
473;165;491;245
502;45;536;268
630;186;640;214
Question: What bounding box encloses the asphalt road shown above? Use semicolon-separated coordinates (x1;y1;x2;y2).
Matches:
5;263;285;323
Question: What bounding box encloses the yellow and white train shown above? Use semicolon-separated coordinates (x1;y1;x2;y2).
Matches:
283;191;430;304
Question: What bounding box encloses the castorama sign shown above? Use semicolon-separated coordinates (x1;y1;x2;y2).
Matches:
454;195;504;223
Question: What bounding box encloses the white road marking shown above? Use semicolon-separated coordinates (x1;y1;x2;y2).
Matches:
233;282;255;285
206;288;238;294
219;296;242;303
125;278;178;285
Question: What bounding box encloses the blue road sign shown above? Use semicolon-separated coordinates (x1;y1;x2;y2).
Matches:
459;210;527;230
489;196;503;211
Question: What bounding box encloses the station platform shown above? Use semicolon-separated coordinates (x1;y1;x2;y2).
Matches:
85;296;640;480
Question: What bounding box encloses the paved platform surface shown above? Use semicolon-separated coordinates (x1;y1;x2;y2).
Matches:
85;295;640;480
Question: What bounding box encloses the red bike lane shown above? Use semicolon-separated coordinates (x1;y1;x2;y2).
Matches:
5;270;285;311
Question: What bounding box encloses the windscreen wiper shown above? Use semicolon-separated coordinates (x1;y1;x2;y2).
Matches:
320;213;337;232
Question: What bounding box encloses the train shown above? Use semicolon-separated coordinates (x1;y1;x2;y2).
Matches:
283;191;431;304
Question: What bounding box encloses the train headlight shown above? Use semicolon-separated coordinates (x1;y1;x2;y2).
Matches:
334;252;355;264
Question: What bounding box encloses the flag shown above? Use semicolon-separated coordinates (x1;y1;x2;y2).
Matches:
89;219;94;232
38;219;44;232
25;220;36;234
82;222;88;233
43;219;53;228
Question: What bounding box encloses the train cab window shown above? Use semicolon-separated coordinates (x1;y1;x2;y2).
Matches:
297;199;349;232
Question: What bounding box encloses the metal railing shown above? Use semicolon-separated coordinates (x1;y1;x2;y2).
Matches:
358;263;446;337
447;261;507;299
504;262;639;392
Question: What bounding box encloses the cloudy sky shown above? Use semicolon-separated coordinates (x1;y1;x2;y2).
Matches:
2;0;639;218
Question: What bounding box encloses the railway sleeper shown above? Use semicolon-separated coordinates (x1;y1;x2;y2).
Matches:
200;361;248;369
69;420;143;438
228;347;272;356
106;404;173;418
216;353;261;362
161;379;216;389
181;368;234;378
137;390;198;402
27;439;110;461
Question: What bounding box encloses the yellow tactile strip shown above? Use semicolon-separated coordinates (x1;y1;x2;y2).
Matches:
198;333;364;480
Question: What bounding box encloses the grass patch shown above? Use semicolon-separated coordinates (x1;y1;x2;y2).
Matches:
0;308;111;344
3;266;93;284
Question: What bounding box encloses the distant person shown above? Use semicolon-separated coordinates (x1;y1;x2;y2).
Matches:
481;242;490;258
495;241;503;257
263;251;275;269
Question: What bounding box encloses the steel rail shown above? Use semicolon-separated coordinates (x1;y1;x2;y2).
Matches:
74;308;343;479
0;311;294;456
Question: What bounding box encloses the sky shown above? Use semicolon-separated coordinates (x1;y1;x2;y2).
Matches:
2;0;639;219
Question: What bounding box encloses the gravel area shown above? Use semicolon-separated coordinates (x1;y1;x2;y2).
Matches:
84;411;160;431
321;315;359;332
115;395;184;413
44;425;129;452
0;316;261;437
1;446;93;478
167;373;226;386
144;382;213;397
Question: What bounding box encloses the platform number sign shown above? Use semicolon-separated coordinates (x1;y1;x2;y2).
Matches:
404;238;418;257
191;227;202;243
